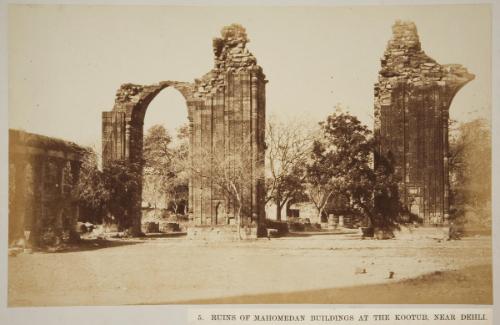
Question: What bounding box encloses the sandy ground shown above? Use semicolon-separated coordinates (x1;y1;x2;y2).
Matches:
8;227;492;306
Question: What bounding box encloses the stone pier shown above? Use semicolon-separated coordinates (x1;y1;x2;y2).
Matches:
8;129;86;247
374;21;474;224
102;24;267;236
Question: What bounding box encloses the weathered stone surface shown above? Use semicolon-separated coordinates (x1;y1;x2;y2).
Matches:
102;24;267;236
374;21;474;224
8;129;87;247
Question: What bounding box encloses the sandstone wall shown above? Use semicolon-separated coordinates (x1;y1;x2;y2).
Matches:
374;21;474;224
8;129;86;246
102;24;267;233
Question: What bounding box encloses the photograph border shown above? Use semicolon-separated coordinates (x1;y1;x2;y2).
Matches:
0;0;498;324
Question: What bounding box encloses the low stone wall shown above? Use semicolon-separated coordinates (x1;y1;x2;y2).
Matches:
187;225;258;241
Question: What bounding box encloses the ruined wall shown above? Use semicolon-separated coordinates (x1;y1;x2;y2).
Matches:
9;129;86;247
102;24;267;233
374;21;474;224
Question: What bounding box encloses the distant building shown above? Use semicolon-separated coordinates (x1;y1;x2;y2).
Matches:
287;202;321;224
265;201;319;223
265;196;361;228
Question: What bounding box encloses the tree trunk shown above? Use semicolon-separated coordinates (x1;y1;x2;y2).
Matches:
229;182;243;240
129;198;143;237
317;207;324;224
276;198;282;221
236;203;242;240
356;201;374;228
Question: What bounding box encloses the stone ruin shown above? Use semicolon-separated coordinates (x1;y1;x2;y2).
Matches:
374;21;475;224
102;24;267;238
9;21;476;247
8;129;87;247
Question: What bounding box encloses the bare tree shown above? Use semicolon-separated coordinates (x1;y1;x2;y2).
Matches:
192;136;258;239
265;116;317;220
305;177;337;223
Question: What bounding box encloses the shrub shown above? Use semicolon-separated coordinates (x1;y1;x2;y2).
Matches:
265;219;289;235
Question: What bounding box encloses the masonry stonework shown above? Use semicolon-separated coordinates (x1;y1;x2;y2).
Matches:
102;24;267;235
374;21;474;225
9;129;86;247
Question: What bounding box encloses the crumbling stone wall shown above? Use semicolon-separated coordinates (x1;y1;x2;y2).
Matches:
374;21;474;224
102;24;267;234
9;129;86;247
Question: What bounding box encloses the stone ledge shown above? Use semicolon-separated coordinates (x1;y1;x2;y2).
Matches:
187;225;258;241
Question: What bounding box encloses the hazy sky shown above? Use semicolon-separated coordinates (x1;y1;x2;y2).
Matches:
8;4;491;152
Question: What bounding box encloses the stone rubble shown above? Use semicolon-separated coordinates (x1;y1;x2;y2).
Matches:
375;20;473;101
193;23;262;97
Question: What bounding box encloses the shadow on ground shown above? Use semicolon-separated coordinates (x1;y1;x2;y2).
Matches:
165;264;492;305
51;232;187;253
284;230;358;238
142;232;187;239
47;238;141;253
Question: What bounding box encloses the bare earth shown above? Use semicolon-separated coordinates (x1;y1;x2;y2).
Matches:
8;227;492;306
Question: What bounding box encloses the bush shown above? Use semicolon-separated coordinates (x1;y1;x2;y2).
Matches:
264;219;289;235
304;223;322;231
288;222;305;232
361;227;374;238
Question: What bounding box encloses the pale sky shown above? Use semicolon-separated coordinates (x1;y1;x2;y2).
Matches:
8;5;491;152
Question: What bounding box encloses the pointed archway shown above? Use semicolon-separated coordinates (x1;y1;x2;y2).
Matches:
101;24;267;237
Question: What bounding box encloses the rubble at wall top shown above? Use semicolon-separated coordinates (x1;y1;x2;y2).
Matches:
194;24;263;97
115;83;146;104
9;129;88;156
377;20;474;92
113;24;264;104
212;23;258;72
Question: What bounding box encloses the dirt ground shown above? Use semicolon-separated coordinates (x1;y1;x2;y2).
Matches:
8;227;492;306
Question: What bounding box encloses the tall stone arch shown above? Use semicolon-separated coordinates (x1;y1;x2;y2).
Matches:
102;81;193;164
102;24;267;236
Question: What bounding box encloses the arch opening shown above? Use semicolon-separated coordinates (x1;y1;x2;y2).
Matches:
141;87;191;233
101;24;267;238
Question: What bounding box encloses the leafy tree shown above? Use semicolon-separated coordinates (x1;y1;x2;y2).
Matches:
449;118;491;229
75;150;141;234
73;150;109;224
101;159;142;233
142;124;190;214
306;110;373;222
142;125;173;210
143;125;172;168
371;151;406;232
306;109;403;234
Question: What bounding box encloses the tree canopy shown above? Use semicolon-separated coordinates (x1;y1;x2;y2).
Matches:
142;124;189;214
305;109;404;232
449;118;491;229
74;151;141;232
